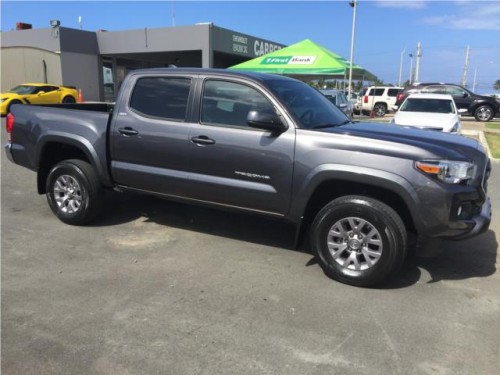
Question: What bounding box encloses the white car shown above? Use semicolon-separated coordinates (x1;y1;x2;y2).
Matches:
391;93;466;134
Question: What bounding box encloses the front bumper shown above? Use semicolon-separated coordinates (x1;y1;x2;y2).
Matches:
447;196;491;240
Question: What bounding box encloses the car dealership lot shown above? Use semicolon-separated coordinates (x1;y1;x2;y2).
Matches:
1;120;499;374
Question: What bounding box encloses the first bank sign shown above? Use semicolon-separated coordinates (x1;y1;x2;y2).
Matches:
261;56;317;65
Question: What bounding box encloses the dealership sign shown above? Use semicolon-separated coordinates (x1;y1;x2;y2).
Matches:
261;56;317;65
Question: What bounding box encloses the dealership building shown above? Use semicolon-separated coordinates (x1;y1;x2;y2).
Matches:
1;23;285;101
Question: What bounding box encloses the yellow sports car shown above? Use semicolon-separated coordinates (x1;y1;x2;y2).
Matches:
1;83;78;115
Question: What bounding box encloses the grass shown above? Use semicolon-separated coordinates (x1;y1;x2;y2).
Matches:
485;122;500;130
485;132;500;159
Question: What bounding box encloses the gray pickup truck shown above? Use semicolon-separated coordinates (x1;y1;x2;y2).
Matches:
5;68;492;286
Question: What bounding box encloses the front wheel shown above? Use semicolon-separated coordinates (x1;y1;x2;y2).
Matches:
310;195;407;287
474;105;494;122
46;159;103;225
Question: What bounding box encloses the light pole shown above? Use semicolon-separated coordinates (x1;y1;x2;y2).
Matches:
409;53;414;84
398;47;406;87
347;0;357;100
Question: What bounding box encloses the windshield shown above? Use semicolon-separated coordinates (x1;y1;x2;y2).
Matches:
266;80;348;129
8;85;38;95
400;98;455;114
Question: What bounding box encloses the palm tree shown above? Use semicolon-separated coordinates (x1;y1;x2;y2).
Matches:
494;79;500;92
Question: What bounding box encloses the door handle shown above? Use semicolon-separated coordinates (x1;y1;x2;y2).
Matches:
191;136;216;145
118;127;139;136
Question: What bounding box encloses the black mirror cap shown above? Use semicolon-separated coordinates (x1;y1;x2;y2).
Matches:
247;110;287;133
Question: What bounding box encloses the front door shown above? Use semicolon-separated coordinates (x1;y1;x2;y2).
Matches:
188;79;295;216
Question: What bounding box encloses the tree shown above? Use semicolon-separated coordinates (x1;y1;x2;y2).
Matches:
494;79;500;92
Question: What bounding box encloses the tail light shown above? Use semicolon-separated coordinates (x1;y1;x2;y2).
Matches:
6;112;14;143
363;96;368;103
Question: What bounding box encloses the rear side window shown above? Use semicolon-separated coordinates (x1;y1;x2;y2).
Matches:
370;88;385;96
130;77;191;121
421;85;446;94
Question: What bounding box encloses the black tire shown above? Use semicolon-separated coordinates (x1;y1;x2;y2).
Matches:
474;105;494;122
310;195;407;287
62;96;76;104
46;159;103;225
7;100;22;114
373;103;387;117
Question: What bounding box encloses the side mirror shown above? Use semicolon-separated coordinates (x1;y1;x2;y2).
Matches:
462;93;468;98
392;105;399;111
339;103;347;109
247;110;286;133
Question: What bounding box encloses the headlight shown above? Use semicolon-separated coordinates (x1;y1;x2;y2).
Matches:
450;121;460;133
415;160;475;184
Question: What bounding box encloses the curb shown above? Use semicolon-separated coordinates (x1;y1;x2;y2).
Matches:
461;129;498;161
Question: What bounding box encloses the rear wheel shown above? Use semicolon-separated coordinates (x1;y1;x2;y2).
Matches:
62;96;76;104
311;195;407;287
373;103;387;117
474;105;494;122
46;159;103;225
7;100;22;114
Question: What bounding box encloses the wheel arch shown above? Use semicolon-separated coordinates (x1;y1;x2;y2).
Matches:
36;135;111;194
291;167;421;247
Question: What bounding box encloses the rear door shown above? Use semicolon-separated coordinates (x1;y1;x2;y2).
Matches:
187;78;295;215
109;74;194;197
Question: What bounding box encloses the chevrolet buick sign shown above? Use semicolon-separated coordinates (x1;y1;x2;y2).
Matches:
261;56;317;65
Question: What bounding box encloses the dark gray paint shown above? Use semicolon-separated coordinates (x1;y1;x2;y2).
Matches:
5;68;491;242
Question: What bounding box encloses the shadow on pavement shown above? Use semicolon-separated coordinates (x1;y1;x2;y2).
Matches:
95;191;497;288
94;191;297;250
379;230;498;289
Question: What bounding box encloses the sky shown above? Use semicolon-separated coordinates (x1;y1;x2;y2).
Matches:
1;0;500;93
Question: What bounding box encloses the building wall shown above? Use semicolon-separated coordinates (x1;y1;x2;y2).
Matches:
60;52;101;101
1;47;62;91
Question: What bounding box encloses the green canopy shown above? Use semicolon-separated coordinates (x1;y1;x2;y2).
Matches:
228;39;376;81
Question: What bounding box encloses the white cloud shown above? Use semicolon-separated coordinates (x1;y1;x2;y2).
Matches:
375;1;427;9
422;2;500;30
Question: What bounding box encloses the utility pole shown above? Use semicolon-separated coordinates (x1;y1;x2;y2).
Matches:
414;42;422;82
462;45;470;87
398;47;406;87
347;0;357;100
172;1;176;27
409;53;414;84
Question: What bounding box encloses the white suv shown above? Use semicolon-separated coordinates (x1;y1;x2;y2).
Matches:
359;86;403;116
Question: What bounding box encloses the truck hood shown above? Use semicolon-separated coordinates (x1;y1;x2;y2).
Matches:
316;121;483;161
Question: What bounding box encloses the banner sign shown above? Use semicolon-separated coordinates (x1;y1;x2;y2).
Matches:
261;56;317;65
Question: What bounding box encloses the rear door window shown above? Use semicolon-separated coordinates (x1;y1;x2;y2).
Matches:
129;77;191;121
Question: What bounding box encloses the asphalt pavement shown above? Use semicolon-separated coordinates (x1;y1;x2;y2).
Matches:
1;119;499;375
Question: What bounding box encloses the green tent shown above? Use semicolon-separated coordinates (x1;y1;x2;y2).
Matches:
228;39;376;81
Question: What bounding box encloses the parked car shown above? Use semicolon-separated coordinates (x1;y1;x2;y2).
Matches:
320;89;353;118
360;86;403;117
0;83;78;115
5;68;491;287
391;93;466;134
395;83;500;122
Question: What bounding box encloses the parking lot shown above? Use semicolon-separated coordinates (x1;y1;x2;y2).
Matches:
1;118;499;374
